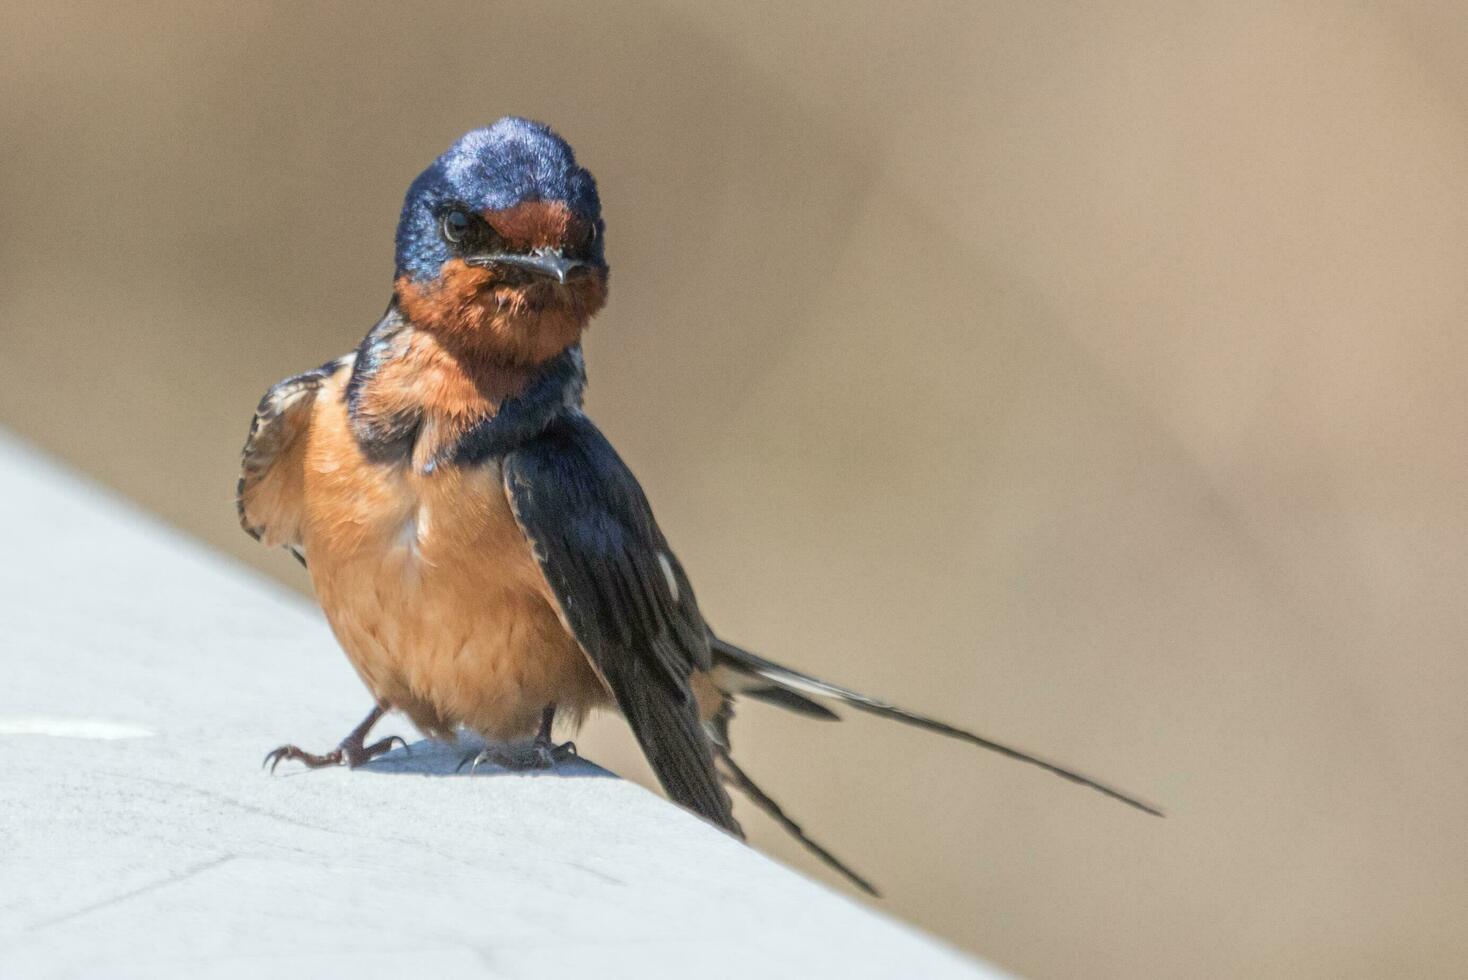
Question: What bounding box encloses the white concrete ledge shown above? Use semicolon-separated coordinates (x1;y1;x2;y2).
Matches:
0;432;999;979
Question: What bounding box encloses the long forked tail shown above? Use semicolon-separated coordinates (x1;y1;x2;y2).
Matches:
711;743;879;896
709;634;1164;818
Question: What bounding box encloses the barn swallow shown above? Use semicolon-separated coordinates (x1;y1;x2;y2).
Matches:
239;117;1159;895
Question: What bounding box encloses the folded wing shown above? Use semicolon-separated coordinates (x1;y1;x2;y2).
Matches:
503;414;740;835
237;354;355;562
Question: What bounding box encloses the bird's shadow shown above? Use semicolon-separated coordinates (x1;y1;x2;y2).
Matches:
356;734;615;780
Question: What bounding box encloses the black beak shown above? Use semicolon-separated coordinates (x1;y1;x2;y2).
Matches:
465;248;587;284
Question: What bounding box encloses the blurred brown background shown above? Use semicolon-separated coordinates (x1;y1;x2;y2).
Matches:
4;2;1466;976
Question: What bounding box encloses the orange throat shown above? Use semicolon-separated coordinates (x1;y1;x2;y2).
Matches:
349;325;546;470
394;259;606;368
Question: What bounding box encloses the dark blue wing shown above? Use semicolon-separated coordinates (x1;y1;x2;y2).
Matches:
503;413;739;835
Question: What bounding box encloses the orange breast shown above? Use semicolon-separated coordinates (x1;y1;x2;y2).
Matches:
296;372;609;741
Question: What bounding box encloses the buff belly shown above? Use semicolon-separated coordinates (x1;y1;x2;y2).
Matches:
296;377;609;742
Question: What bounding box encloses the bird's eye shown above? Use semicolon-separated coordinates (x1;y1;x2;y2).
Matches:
576;221;599;256
442;210;472;244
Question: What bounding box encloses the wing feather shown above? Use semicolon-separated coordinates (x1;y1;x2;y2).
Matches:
237;354;354;553
504;414;739;835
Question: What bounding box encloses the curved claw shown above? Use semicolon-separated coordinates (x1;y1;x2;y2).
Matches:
264;746;301;773
348;733;410;767
263;744;342;773
526;738;577;769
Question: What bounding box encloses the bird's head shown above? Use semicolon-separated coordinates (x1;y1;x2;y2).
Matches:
393;118;608;366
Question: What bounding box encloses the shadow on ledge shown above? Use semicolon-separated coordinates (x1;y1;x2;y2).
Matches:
357;735;616;780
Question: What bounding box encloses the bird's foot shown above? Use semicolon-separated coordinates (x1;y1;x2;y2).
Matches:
263;704;404;774
527;703;575;768
456;744;511;774
531;735;578;769
263;734;407;773
456;737;577;774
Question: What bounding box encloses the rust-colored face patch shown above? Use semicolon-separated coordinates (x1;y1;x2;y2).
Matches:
394;258;608;367
482;200;591;252
395;197;605;365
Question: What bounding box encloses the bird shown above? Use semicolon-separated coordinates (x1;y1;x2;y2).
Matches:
238;117;1160;895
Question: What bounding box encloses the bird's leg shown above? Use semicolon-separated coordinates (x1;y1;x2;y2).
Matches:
263;703;407;773
457;705;577;773
531;704;578;767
